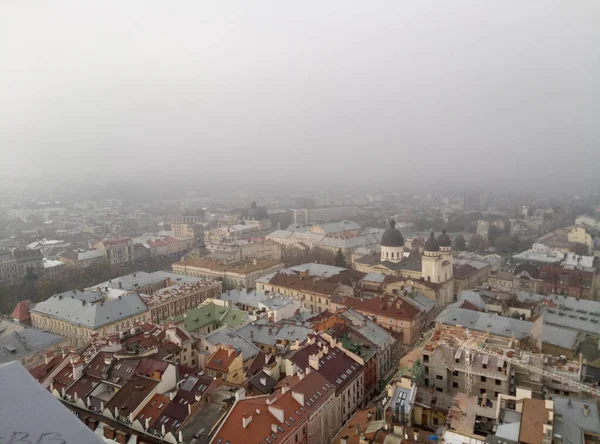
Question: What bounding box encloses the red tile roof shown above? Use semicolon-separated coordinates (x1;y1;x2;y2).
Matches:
11;300;31;322
212;371;334;444
338;295;421;321
206;347;238;373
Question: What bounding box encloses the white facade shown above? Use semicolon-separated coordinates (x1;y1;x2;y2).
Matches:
381;245;405;262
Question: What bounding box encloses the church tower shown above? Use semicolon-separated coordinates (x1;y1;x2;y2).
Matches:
380;219;404;263
421;232;442;283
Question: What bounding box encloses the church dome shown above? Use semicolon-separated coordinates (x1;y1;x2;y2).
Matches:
437;229;452;248
381;219;404;247
424;231;439;252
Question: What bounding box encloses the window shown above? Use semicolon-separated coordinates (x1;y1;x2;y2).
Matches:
480;388;486;395
436;387;442;393
424;378;429;386
433;418;439;426
452;382;458;388
436;375;443;381
495;379;501;386
481;376;486;382
453;370;458;376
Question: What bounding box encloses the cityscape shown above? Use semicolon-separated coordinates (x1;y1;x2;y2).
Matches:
1;2;599;444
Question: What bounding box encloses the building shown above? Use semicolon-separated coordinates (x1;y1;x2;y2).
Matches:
221;288;304;322
146;237;195;258
205;343;245;384
567;225;594;254
308;220;362;238
0;319;68;368
27;329;219;444
453;261;491;296
292;205;358;224
94;238;134;266
575;214;600;231
30;290;150;345
12;249;44;278
0;249;17;284
164;298;249;335
312;309;396;396
58;249;106;268
355;222;454;310
330;294;423;346
476;220;490;241
42;258;68;279
211;370;338;444
173;257;284;289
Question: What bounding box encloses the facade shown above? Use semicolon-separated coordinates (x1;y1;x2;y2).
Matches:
12;249;44;278
172;257;284;289
42;258;68;280
308;220;362;238
0;249;17;284
567;225;594;254
94;238;134;266
140;279;222;323
575;214;600;231
58;249;106;268
147;237;195;258
30;290;150;345
453;262;491;295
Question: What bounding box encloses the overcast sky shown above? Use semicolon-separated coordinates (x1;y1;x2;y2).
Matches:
1;1;599;192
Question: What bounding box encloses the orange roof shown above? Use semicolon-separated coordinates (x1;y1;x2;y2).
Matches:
11;300;31;322
339;295;421;321
206;347;237;373
212;371;334;444
135;393;170;429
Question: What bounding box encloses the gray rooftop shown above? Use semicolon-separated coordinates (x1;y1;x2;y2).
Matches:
89;270;199;292
0;361;104;443
235;322;312;347
541;294;600;336
541;324;578;350
552;395;600;444
287;263;347;277
203;326;260;361
436;306;533;339
220;288;268;309
339;309;392;346
0;321;65;364
31;290;148;329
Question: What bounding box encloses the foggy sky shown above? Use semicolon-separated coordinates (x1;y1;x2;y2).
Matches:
1;1;599;192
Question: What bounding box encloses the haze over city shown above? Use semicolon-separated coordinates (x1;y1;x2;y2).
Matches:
1;3;600;444
2;1;599;192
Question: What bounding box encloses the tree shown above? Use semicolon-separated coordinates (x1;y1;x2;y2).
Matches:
494;234;519;253
454;235;466;251
334;249;347;268
467;234;488;254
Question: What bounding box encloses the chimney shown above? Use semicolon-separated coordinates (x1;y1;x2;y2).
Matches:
260;377;267;386
282;383;290;394
145;417;150;430
71;357;84;380
119;282;122;289
170;391;176;401
355;422;360;436
305;366;311;375
341;438;349;444
414;431;419;441
44;351;53;365
583;404;590;417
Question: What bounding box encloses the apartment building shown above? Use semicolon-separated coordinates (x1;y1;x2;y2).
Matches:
330;294;423;345
94;238;134;266
285;334;365;425
30;290;150;345
211;370;338;444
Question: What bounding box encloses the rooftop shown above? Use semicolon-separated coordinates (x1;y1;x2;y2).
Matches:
0;362;104;443
0;321;65;364
552;395;600;444
174;257;283;275
203;326;261;361
164;300;248;332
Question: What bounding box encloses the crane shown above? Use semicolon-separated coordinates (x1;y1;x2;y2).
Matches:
448;332;600;398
